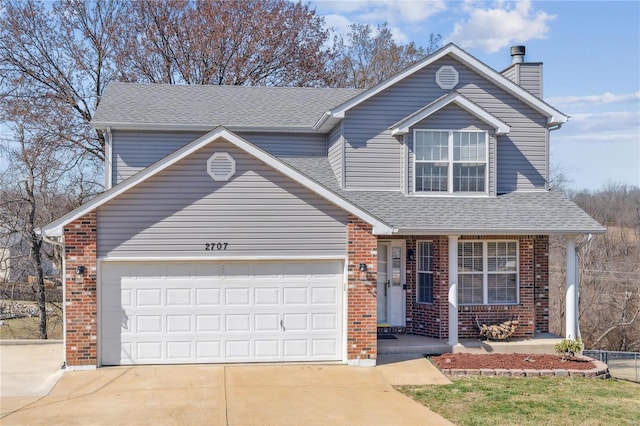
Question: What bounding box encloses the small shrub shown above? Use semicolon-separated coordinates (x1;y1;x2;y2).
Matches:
555;338;582;361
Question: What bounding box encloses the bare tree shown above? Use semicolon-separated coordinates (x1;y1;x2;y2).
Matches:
0;84;99;338
550;185;640;351
0;0;126;162
115;0;335;86
331;23;441;89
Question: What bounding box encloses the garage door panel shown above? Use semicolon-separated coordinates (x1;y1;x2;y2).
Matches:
100;260;343;365
196;288;220;306
254;288;278;304
167;341;192;359
137;315;162;333
166;288;191;306
225;288;250;305
136;289;162;306
196;314;221;331
137;341;163;361
283;287;307;304
166;315;191;332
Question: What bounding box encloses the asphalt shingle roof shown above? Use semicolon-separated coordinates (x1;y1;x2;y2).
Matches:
279;156;605;234
92;82;363;129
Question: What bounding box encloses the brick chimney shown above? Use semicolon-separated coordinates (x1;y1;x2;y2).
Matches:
501;45;543;98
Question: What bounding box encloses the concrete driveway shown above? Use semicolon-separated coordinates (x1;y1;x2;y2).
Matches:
1;344;452;426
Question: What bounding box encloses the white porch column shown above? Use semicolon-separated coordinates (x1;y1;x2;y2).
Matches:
565;235;578;339
448;235;460;346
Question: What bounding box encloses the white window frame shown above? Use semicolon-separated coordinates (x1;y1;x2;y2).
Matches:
416;241;434;304
413;129;489;195
458;240;519;306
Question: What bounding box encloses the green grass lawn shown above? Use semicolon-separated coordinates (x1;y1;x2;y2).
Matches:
399;376;640;426
0;302;63;339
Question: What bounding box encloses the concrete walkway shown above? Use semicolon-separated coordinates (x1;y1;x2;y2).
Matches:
1;343;453;425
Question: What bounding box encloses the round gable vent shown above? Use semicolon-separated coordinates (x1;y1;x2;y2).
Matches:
436;65;459;90
207;152;236;181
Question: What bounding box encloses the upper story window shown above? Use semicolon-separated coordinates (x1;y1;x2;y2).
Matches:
414;130;488;194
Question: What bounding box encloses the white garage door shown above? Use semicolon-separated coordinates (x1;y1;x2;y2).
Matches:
100;260;343;365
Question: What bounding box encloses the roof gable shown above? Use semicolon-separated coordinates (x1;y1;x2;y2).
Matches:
41;127;392;237
315;43;568;131
389;92;510;136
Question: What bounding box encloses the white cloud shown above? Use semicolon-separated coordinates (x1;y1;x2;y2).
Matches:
448;0;555;53
553;110;640;145
312;0;446;44
323;14;353;38
548;92;640;107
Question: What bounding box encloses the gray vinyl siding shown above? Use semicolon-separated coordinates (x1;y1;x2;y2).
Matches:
236;132;326;156
98;140;347;258
327;123;343;188
501;65;517;82
112;131;204;185
500;63;542;98
342;56;548;192
517;63;543;98
406;105;497;195
112;131;327;185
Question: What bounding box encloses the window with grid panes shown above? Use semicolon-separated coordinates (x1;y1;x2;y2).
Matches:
457;241;518;305
414;130;487;193
417;241;434;303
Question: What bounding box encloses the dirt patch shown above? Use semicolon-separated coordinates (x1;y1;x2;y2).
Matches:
431;353;596;370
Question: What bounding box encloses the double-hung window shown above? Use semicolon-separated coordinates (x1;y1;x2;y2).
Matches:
414;130;488;193
417;241;434;303
458;241;518;305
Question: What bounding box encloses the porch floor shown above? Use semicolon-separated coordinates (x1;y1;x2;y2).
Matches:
377;333;563;356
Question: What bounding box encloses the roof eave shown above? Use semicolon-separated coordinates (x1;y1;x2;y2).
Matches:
392;226;606;236
91;121;319;134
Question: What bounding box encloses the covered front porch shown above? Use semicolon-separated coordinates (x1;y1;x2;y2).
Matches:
377;333;564;356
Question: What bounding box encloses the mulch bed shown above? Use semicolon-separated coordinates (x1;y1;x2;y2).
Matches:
431;353;596;371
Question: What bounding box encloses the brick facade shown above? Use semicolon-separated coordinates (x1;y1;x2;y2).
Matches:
403;235;550;340
346;215;378;362
63;211;98;366
59;207;550;366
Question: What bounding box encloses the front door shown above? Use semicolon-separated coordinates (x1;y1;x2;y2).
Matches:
377;241;405;327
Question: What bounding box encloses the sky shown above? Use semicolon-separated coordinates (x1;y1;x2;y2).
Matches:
311;0;640;191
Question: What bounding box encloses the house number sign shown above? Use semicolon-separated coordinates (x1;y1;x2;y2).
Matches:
204;242;229;251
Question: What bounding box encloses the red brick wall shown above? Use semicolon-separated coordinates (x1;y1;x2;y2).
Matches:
534;236;550;333
346;215;378;362
404;236;449;338
404;235;549;339
63;211;98;366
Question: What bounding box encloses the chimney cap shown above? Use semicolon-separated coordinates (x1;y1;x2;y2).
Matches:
510;45;526;64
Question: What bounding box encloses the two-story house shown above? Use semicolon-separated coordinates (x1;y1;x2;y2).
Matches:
42;44;604;368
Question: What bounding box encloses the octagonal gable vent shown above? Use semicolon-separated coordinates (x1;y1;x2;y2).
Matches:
207;152;236;181
436;65;459;89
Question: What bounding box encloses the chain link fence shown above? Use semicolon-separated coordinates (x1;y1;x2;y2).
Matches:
583;350;639;382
